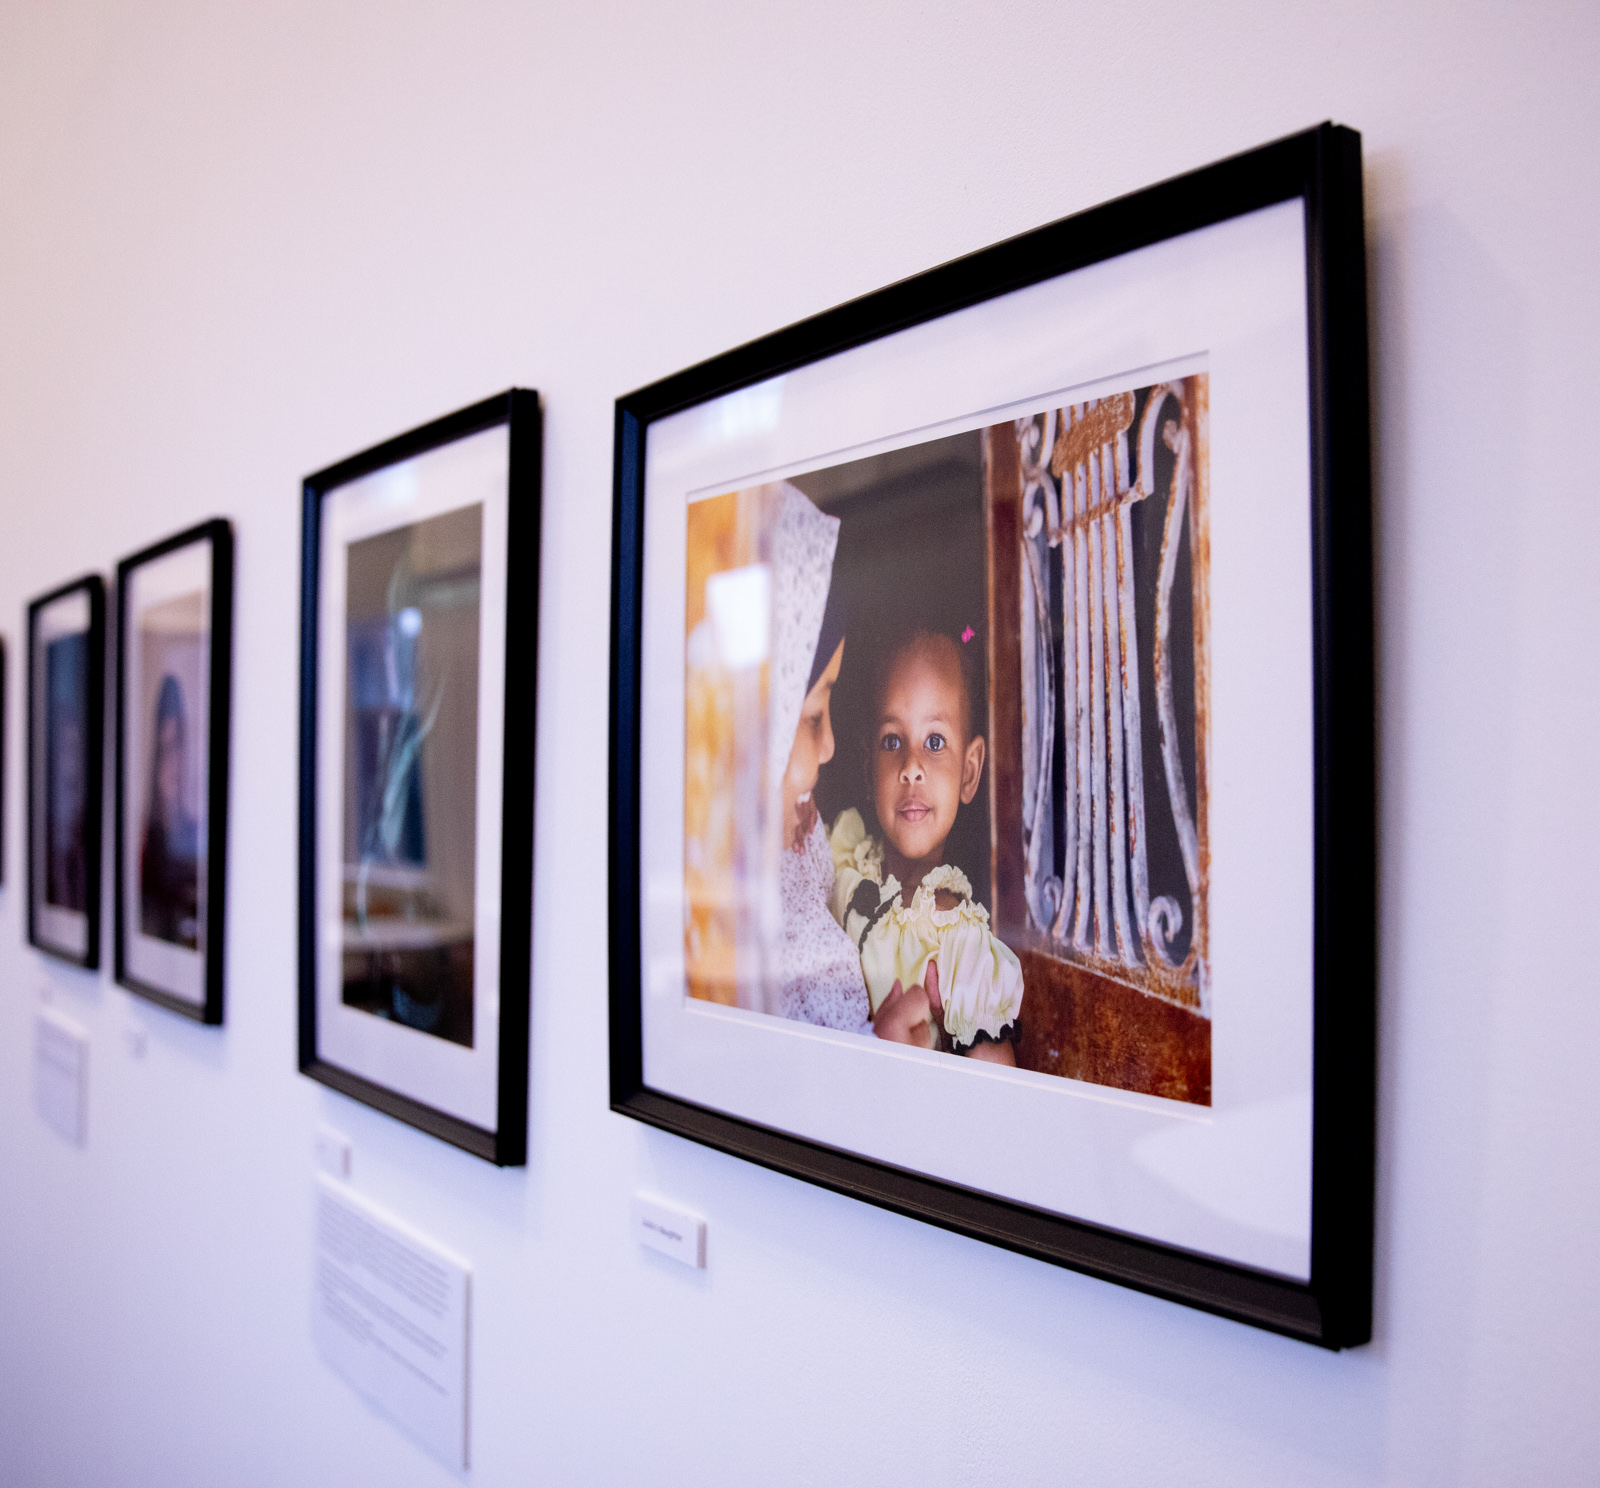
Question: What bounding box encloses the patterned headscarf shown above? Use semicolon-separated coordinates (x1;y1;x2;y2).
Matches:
765;482;840;807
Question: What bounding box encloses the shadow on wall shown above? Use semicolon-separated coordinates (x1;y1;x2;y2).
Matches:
1365;150;1519;1479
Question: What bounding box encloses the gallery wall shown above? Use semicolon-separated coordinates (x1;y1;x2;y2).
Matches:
1;1;1597;1483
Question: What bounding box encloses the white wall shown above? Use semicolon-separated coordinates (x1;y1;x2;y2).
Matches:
1;2;1596;1483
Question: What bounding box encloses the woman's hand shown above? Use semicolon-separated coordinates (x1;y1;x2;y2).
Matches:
873;959;943;1050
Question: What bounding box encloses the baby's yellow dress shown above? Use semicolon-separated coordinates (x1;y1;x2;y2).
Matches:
827;809;1024;1050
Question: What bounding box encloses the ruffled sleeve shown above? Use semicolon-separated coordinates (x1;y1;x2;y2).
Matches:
880;866;1024;1049
828;808;870;928
930;914;1024;1048
829;808;893;925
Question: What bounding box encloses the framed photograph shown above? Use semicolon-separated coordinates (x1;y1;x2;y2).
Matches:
114;520;234;1023
28;575;106;967
0;636;7;885
299;390;541;1165
610;124;1373;1345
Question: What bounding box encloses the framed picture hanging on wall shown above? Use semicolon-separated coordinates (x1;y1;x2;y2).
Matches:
609;124;1374;1344
28;574;106;968
0;636;7;885
114;520;234;1023
299;390;542;1165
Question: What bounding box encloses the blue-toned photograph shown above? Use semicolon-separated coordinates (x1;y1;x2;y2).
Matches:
44;632;89;913
341;503;482;1048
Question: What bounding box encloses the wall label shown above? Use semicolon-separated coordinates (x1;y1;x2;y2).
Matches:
34;1009;87;1146
312;1177;470;1468
633;1194;706;1269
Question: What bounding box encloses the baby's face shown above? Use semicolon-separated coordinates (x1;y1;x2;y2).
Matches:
872;638;984;868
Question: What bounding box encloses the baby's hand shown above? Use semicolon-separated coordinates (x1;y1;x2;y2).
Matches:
923;957;943;1027
791;796;819;850
873;959;943;1051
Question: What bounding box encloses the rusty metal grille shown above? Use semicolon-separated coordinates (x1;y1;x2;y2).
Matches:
1011;378;1210;1012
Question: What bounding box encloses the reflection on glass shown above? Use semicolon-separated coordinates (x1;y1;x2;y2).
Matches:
45;633;88;911
341;503;482;1048
136;585;208;952
681;380;1212;1103
140;675;201;946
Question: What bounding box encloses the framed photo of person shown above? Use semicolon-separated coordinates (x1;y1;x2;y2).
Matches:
114;520;234;1023
0;636;7;884
609;124;1374;1345
28;574;106;967
299;390;541;1165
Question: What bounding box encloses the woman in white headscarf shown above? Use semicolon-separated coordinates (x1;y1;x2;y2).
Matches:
766;483;872;1031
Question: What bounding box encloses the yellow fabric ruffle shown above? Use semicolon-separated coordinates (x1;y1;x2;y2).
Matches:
827;809;1023;1048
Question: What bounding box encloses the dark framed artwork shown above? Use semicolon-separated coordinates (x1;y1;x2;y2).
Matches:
114;520;234;1023
0;636;7;885
299;390;541;1165
609;124;1373;1345
27;574;107;967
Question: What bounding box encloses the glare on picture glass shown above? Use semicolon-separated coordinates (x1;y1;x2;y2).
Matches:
340;504;483;1051
137;591;207;950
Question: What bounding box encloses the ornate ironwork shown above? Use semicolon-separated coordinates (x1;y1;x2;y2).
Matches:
1014;383;1208;1011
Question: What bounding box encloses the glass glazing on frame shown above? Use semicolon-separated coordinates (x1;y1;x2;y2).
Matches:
45;630;90;913
340;503;482;1048
31;584;97;961
683;373;1211;1102
137;600;205;948
121;536;214;1006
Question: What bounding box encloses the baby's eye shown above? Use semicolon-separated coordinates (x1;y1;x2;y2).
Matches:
925;733;946;753
880;732;902;752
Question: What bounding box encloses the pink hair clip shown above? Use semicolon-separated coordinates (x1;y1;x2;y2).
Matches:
961;625;975;644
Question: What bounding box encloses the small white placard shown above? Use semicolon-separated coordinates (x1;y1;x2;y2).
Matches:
633;1194;706;1268
34;1009;87;1146
313;1178;470;1469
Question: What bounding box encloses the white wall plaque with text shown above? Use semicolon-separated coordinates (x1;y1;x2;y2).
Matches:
312;1177;471;1468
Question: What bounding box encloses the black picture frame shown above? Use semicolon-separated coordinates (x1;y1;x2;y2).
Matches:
27;573;107;968
113;519;234;1024
0;635;7;886
299;390;542;1166
609;124;1373;1345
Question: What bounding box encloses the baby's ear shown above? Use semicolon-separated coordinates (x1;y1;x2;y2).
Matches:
960;734;986;805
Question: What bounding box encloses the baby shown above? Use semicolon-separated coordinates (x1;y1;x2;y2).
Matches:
829;628;1023;1064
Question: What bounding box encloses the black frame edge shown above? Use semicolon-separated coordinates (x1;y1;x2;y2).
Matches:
304;1057;498;1162
617;1088;1327;1343
492;388;543;1167
113;519;234;1025
297;469;321;1076
26;573;106;969
608;401;647;1107
0;636;7;887
617;124;1333;429
1305;125;1377;1348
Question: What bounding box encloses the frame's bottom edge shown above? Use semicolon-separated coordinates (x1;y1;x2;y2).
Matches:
304;1059;502;1164
117;975;219;1025
613;1088;1344;1348
29;935;100;972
